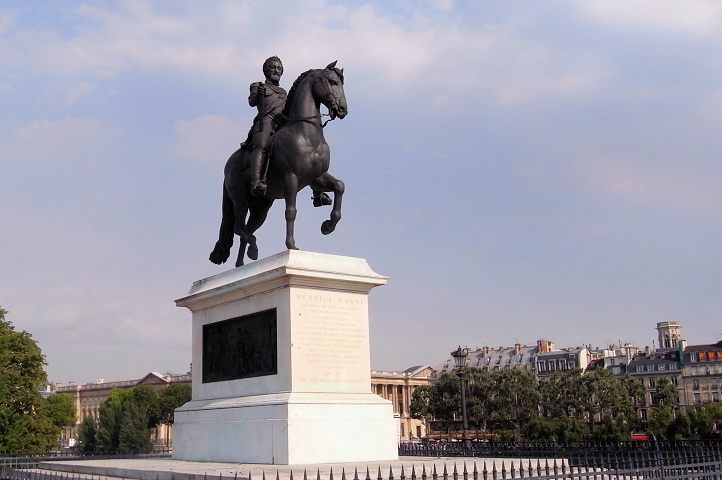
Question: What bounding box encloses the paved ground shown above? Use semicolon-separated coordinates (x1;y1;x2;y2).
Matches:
33;457;545;480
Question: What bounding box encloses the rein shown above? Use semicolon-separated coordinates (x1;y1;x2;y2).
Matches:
282;74;338;128
282;111;335;128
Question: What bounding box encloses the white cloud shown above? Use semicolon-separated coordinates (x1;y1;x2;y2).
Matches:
579;0;722;37
174;114;242;164
570;156;722;219
7;117;121;165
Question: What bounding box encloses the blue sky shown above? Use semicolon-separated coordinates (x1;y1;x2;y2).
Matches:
2;0;721;383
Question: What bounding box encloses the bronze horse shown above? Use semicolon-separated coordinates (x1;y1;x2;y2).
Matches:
210;61;348;267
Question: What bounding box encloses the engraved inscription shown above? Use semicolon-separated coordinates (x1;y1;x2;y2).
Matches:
295;293;367;384
202;309;277;383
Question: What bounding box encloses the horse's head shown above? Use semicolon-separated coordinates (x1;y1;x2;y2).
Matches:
313;61;347;120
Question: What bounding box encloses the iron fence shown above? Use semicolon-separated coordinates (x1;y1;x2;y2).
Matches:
2;442;721;480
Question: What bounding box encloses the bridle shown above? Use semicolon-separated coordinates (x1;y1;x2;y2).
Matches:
283;71;341;128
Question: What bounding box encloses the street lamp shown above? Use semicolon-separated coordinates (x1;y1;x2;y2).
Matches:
451;346;472;451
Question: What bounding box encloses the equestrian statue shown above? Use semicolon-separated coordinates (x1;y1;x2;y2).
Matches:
209;59;348;267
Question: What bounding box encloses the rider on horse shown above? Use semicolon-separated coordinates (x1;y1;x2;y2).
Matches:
243;56;331;206
246;56;286;197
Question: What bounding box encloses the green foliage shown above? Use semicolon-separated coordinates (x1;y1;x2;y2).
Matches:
489;370;539;440
0;307;60;452
45;393;76;428
95;384;162;453
118;402;152;453
158;383;192;425
76;416;98;454
539;369;587;420
96;395;124;453
522;415;554;440
410;385;431;420
594;414;629;441
427;373;463;433
554;415;586;442
652;377;679;407
647;404;673;440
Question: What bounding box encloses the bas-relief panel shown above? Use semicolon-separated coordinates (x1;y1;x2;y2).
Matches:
202;309;278;383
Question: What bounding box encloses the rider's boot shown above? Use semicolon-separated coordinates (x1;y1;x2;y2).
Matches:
312;191;332;207
250;148;267;196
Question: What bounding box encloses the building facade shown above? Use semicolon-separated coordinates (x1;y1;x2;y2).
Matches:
681;340;722;408
53;367;433;446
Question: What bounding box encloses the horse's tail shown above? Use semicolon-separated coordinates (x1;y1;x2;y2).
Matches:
209;182;235;265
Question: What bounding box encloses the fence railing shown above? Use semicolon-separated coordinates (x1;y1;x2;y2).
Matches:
2;441;721;480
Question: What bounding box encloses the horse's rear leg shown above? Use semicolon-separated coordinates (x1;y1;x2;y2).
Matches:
245;198;274;260
209;182;235;265
311;173;344;235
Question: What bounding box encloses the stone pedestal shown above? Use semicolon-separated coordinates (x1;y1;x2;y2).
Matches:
173;250;398;465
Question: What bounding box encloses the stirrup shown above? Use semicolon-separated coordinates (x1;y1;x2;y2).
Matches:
251;180;267;197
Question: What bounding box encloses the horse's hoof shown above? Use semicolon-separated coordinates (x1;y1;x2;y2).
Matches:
247;245;259;261
321;220;335;235
209;246;229;264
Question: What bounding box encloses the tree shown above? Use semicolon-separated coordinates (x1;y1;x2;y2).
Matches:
0;307;59;452
647;404;673;440
95;385;161;453
539;369;587;420
522;414;554;440
159;383;192;426
118;402;151;453
426;373;462;435
489;370;540;441
583;369;642;436
96;395;124;453
46;393;76;429
465;368;495;431
76;416;98;454
652;377;679;408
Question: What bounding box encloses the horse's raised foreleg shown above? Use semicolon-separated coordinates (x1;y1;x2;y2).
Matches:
283;174;300;250
312;173;344;235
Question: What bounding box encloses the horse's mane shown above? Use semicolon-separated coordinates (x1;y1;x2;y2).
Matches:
282;69;315;118
282;66;344;118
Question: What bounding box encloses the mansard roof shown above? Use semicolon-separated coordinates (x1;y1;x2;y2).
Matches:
435;344;539;374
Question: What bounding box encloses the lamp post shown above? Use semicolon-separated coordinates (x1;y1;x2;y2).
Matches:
451;346;472;451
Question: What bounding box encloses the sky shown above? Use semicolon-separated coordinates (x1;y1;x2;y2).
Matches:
2;0;722;385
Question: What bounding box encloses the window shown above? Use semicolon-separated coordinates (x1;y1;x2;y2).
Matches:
659;364;665;371
670;376;678;386
694;393;702;404
693;379;700;390
560;359;567;370
538;362;546;373
691;366;698;376
711;378;719;390
640;409;648;421
713;392;720;403
549;360;557;371
649;378;656;388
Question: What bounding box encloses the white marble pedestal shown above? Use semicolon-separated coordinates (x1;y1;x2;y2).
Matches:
172;250;398;465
